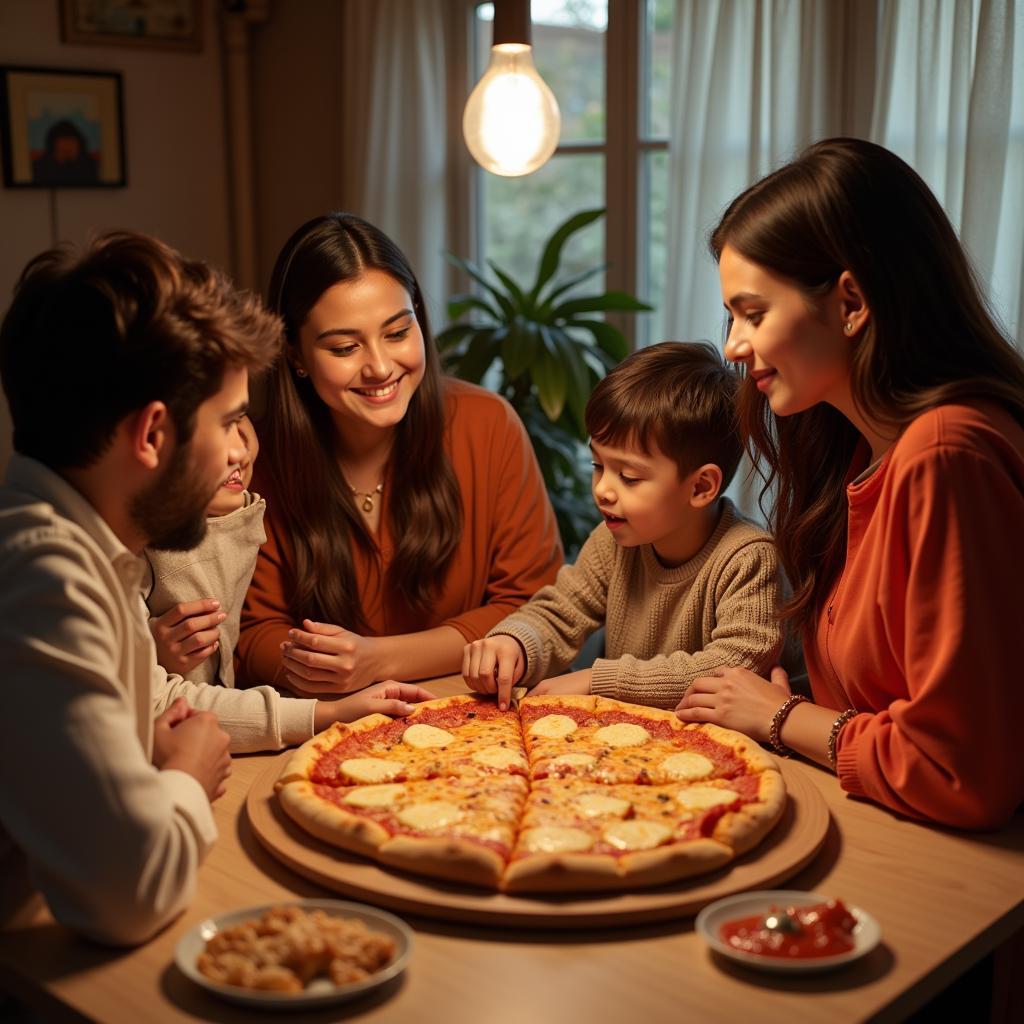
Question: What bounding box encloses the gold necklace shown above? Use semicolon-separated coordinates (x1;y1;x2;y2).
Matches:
352;482;383;513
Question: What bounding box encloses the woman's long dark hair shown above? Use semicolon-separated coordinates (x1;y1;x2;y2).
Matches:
264;212;462;633
710;138;1024;630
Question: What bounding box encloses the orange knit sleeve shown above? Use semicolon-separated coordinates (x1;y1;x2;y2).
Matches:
441;393;563;642
834;441;1024;829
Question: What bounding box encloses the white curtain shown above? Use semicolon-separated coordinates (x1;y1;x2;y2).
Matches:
340;0;453;324
871;0;1024;343
663;0;1024;349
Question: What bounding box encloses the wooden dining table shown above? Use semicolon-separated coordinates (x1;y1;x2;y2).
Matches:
0;676;1021;1024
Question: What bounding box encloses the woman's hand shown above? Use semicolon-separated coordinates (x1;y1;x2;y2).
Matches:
675;665;792;743
314;682;437;730
149;599;225;676
531;670;592;697
282;619;382;695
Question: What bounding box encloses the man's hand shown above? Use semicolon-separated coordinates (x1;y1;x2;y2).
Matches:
282;620;382;695
313;682;437;731
462;635;525;711
155;702;232;802
149;599;224;676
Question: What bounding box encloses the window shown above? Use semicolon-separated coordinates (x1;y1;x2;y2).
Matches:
471;0;672;346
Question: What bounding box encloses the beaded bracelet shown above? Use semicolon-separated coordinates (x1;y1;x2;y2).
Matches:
768;694;809;757
827;708;858;772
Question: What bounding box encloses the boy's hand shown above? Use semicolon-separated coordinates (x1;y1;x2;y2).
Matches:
282;620;382;695
531;670;592;697
462;635;525;711
313;683;437;730
150;599;225;676
154;702;232;801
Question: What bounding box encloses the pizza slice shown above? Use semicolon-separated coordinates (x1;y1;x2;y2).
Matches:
276;774;529;888
519;694;774;785
503;771;785;892
279;694;528;787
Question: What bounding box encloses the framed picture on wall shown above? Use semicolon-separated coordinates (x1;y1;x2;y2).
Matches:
59;0;202;52
0;66;126;188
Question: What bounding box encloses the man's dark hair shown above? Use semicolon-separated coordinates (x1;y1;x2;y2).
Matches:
0;231;282;469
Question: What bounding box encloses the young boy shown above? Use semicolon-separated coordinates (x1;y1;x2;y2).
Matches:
463;341;783;711
144;414;263;686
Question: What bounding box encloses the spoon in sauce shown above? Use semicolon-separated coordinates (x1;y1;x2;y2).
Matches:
763;908;802;934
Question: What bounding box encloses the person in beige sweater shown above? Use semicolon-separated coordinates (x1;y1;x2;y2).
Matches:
463;342;783;711
144;415;264;686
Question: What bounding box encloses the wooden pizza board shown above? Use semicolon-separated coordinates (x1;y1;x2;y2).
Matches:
246;752;829;928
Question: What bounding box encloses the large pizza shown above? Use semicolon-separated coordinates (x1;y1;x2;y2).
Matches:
275;694;785;893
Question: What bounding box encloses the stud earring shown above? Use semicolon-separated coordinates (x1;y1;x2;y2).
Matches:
295;367;308;378
844;322;854;334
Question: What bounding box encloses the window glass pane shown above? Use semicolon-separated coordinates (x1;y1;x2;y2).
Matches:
638;149;668;348
475;1;607;144
643;0;673;139
480;153;605;294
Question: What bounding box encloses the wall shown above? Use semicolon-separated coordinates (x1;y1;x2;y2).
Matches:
249;0;345;295
0;0;233;472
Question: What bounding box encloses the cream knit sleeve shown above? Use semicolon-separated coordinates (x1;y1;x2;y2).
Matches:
591;539;783;709
486;525;615;686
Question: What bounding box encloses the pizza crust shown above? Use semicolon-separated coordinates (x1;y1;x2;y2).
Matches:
277;781;391;857
276;716;393;786
377;835;505;888
710;768;787;856
502;837;733;892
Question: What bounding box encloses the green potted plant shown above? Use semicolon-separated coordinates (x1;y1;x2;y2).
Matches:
436;208;652;554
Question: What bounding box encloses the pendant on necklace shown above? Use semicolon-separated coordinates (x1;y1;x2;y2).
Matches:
353;482;383;514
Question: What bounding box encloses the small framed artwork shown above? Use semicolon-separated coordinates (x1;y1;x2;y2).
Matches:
0;66;126;188
59;0;202;52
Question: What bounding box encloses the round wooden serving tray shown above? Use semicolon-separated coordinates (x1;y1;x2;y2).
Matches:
247;752;829;928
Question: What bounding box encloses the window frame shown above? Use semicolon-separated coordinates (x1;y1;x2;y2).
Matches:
461;0;665;349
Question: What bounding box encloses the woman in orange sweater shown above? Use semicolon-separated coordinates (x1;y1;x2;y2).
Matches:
237;213;562;693
676;138;1024;829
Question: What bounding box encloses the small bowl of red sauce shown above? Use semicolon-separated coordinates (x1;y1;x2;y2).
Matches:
696;890;881;973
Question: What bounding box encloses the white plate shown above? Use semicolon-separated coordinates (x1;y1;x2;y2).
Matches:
695;890;881;973
175;898;413;1009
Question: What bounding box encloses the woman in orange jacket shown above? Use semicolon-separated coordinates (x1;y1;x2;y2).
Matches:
236;213;562;695
676;138;1024;830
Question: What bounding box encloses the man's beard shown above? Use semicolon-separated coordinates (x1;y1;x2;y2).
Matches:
130;437;219;552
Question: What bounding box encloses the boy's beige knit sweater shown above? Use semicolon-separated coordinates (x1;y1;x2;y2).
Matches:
490;499;783;709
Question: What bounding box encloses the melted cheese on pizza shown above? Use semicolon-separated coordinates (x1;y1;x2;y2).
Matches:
402;724;455;749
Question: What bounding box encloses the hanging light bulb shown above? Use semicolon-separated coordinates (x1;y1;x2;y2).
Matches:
463;1;561;177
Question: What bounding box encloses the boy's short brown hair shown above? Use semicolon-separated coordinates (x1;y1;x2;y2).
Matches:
585;341;742;487
0;231;282;470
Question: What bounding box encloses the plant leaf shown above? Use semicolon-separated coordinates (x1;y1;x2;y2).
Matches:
538;261;610;308
569;319;630;361
449;329;501;384
501;320;540;379
445;253;516;319
488;261;529;313
529;208;605;303
435;322;478;355
541;326;592;437
533;348;568;421
553;291;653;318
447;293;500;322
